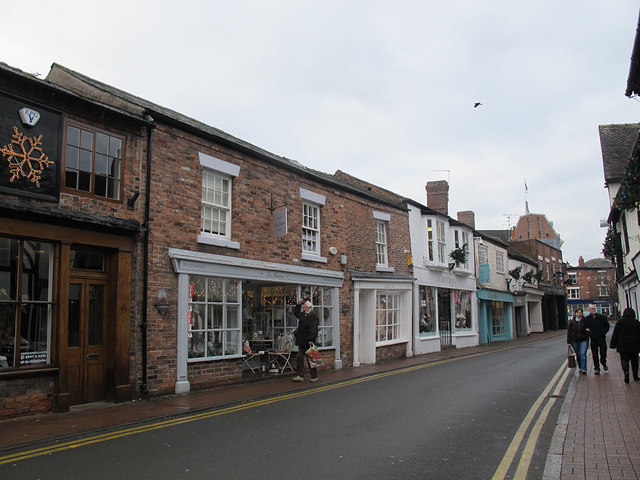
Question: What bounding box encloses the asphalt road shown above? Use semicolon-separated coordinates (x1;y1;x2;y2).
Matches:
0;336;568;480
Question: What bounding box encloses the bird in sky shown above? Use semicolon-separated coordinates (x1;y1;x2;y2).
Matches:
473;102;482;108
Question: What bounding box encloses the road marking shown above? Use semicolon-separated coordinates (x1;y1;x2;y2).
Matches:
492;362;571;480
0;343;558;466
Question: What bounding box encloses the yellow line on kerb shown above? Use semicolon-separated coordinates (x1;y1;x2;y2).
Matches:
492;362;571;480
0;342;549;466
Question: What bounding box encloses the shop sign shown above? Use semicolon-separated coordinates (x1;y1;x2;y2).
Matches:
0;92;61;201
273;207;287;238
20;351;47;364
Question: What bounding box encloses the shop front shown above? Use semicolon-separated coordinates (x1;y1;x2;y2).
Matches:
477;288;515;344
168;248;344;393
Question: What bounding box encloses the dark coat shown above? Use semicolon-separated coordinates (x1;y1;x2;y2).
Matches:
610;314;640;354
294;303;319;348
567;318;588;344
584;312;610;345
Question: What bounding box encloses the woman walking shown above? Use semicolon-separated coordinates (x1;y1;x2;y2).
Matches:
609;307;640;384
567;308;589;374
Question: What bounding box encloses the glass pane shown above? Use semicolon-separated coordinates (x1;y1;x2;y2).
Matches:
68;283;80;347
190;303;206;330
208;278;223;302
80;130;93;150
78;171;91;192
108;178;120;200
227;306;238;328
226;280;239;302
20;304;49;365
454;290;472;330
96;132;109;155
0;304;16;367
67;125;80;146
110;157;121;178
208;305;223;329
22;241;52;301
224;330;240;355
79;149;92;172
95;175;106;197
188;331;205;358
65;169;78;189
0;237;19;300
95;153;108;175
190;276;206;302
66;145;79;169
70;248;105;271
208;330;222;356
109;137;122;158
419;286;436;335
88;284;104;345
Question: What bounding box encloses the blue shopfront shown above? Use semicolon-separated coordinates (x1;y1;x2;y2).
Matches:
477;288;514;344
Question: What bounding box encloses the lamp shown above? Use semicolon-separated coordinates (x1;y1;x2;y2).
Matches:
154;289;170;316
341;299;351;315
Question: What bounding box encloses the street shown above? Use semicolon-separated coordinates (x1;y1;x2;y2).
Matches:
0;336;569;480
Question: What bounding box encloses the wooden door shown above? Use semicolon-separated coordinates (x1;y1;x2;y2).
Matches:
66;278;108;404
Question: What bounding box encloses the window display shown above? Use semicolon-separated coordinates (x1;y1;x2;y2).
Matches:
376;292;400;343
454;290;472;330
491;301;505;336
0;237;53;368
419;286;436;336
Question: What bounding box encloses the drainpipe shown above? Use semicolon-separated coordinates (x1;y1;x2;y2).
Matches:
141;114;155;396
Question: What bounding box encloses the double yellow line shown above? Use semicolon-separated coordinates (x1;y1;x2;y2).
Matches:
1;345;567;468
492;361;571;480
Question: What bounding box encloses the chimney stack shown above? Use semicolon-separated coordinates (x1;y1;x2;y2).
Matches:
426;180;449;215
457;211;475;229
578;256;584;267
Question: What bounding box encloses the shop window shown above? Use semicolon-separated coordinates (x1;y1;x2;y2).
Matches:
453;290;472;330
63;122;123;200
491;301;505;336
299;285;334;347
0;237;53;369
418;286;436;336
376;292;400;343
188;276;241;360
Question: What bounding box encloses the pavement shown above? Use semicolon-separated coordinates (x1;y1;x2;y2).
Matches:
1;330;639;479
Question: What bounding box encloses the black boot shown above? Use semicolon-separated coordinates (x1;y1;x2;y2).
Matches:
625;372;630;384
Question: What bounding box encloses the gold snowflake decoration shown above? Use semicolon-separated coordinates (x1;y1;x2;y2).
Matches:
1;126;54;188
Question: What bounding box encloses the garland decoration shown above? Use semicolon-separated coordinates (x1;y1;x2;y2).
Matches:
613;154;640;211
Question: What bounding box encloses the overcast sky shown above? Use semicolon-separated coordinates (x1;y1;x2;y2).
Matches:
3;1;640;265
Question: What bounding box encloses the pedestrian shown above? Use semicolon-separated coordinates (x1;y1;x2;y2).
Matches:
567;308;589;374
584;304;610;374
609;307;640;384
292;297;319;382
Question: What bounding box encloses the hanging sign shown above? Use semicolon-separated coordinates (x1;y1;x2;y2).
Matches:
273;207;288;238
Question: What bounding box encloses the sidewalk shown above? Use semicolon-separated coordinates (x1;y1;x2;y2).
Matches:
3;329;636;480
547;349;640;480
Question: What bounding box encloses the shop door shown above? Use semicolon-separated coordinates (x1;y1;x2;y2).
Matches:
66;278;108;404
438;289;452;348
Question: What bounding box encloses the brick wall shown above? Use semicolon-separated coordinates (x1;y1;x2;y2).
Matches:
0;376;55;419
376;342;409;364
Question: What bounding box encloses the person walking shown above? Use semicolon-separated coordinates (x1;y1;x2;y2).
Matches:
292;297;319;382
584;304;610;374
567;308;589;374
609;307;640;384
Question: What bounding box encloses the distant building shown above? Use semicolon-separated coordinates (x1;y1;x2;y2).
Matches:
565;256;617;318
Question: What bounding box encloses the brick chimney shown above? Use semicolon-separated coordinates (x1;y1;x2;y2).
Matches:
426;180;449;215
578;256;584;267
457;211;475;229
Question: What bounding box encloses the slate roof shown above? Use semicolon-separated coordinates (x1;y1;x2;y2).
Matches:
599;123;640;185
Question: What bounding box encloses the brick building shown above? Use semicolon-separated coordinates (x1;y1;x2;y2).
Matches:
44;64;413;399
0;63;147;417
565;256;616;318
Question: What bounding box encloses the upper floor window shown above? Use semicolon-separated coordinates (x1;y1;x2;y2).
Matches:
300;188;326;262
568;287;580;299
478;244;489;265
197;153;240;249
64;122;123;200
453;229;470;269
375;220;388;266
597;284;609;297
568;273;577;285
426;219;446;263
496;250;505;274
202;170;231;238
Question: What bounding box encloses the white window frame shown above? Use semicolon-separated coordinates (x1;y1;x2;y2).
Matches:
478;244;489;265
496;250;505;274
376;292;400;344
568;273;577;285
197;152;240;249
568;287;580;299
300;188;327;263
373;211;393;272
453;229;470;269
597;284;608;297
426;218;447;264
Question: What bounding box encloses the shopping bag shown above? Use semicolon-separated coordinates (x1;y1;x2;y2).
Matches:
567;345;576;369
305;343;324;367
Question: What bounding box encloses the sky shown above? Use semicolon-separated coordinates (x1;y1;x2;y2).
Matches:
3;0;640;266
